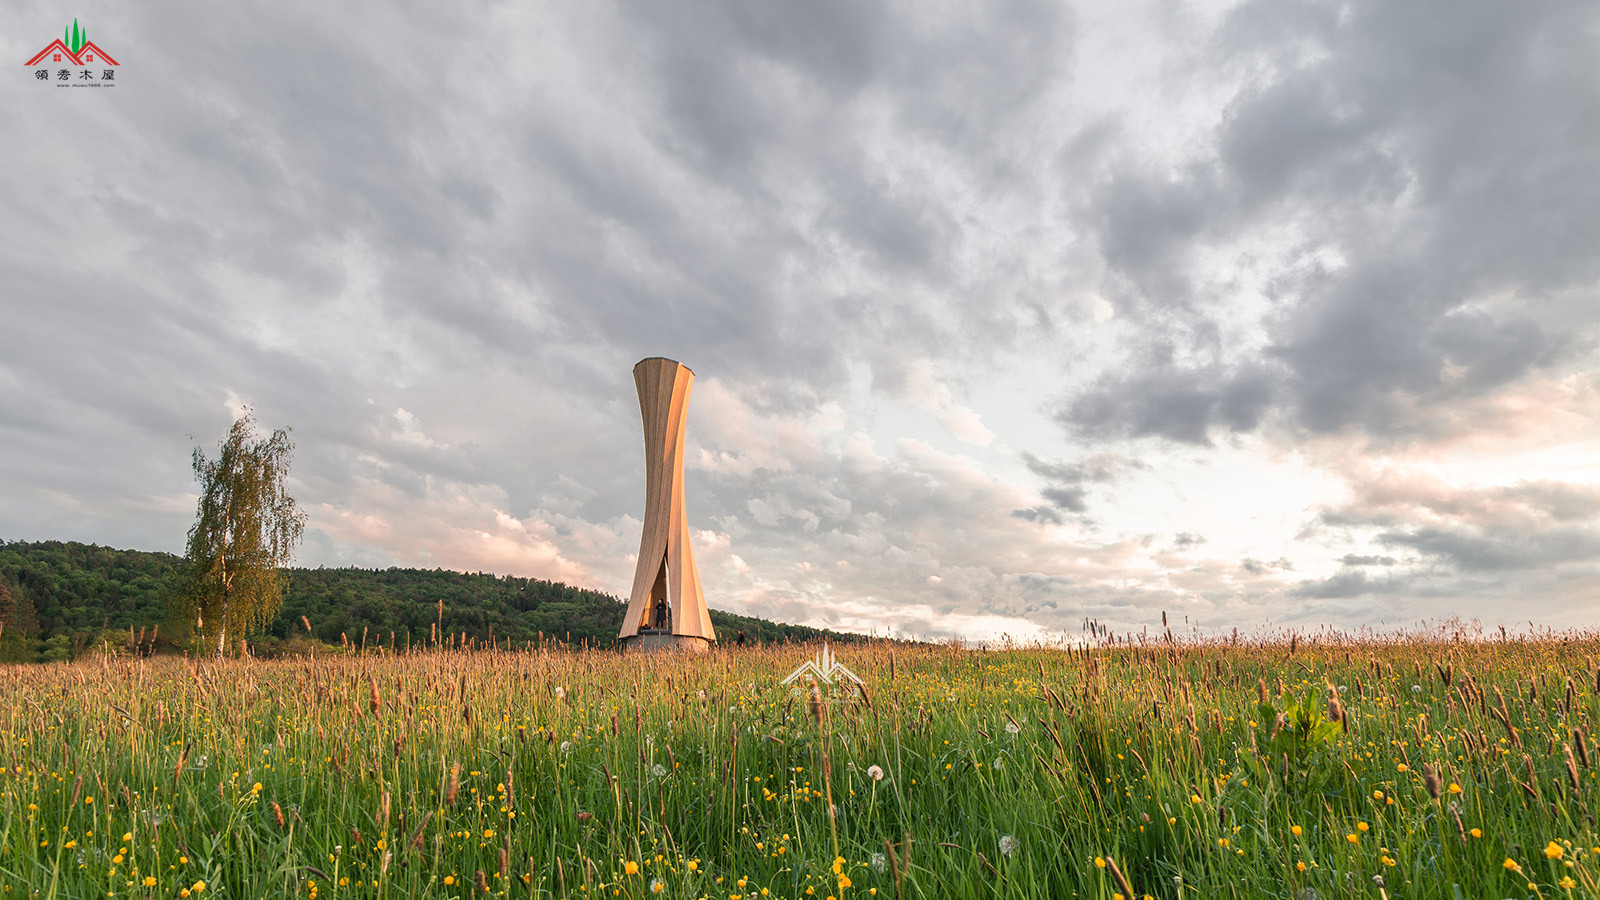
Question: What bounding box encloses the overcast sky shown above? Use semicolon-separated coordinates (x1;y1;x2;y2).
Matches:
4;0;1598;641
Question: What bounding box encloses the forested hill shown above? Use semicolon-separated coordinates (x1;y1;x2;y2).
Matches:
0;539;865;662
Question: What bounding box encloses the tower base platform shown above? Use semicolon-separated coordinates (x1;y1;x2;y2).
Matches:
620;631;715;654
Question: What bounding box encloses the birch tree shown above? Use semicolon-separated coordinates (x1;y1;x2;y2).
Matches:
179;411;306;658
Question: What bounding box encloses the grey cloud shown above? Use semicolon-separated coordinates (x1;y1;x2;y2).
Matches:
1011;506;1064;525
1325;477;1600;532
1297;471;1600;616
1377;525;1600;573
1090;169;1220;316
1017;451;1145;520
1061;0;1600;444
1041;486;1088;513
1064;362;1277;445
1290;570;1380;599
1020;451;1144;484
1339;554;1397;567
1503;483;1600;522
1241;557;1294;576
821;175;955;272
1274;274;1566;436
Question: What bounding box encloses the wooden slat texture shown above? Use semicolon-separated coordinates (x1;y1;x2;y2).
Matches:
620;358;714;641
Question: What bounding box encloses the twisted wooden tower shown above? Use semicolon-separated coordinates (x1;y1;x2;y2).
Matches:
619;358;715;652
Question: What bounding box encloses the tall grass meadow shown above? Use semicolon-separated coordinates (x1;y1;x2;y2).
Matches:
1;627;1596;898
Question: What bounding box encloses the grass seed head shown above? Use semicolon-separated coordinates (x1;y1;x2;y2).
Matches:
1422;764;1442;800
1104;855;1137;899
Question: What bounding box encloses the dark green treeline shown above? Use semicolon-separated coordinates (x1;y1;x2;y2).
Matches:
0;540;862;662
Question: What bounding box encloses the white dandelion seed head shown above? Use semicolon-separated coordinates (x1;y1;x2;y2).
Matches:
994;757;1004;770
867;765;884;781
1005;722;1021;734
871;852;887;873
1411;684;1422;693
652;764;668;778
998;834;1015;857
559;741;571;753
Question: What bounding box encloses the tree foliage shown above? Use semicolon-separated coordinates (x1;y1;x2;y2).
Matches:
0;539;871;661
178;412;306;657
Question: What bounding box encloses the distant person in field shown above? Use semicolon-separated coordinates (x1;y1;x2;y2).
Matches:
653;597;669;630
736;629;746;648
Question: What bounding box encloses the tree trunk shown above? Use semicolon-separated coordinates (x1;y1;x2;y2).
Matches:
216;499;232;660
215;557;230;660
